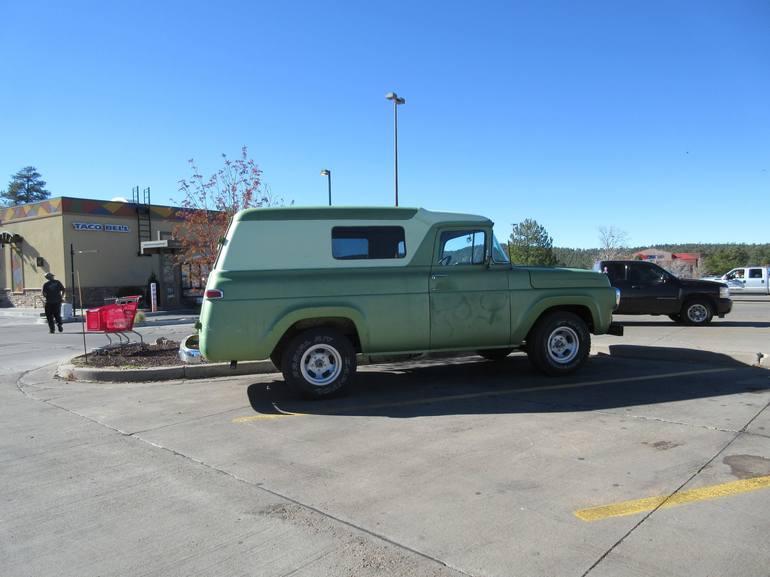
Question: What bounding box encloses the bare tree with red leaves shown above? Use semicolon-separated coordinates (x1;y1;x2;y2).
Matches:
174;146;284;269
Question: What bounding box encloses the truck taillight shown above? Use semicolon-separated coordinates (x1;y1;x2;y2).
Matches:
205;289;224;300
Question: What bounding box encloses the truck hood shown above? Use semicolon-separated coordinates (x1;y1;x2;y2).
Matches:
525;267;611;289
679;278;726;289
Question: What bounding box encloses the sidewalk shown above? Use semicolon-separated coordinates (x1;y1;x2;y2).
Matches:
0;306;199;326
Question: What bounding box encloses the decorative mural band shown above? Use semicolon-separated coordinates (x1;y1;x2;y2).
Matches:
0;197;185;224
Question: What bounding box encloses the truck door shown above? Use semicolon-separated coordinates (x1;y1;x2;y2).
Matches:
624;262;680;314
429;228;510;349
746;268;767;293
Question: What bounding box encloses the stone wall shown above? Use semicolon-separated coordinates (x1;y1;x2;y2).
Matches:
1;287;147;309
2;289;44;308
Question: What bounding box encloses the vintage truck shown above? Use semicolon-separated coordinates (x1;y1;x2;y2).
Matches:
199;207;622;398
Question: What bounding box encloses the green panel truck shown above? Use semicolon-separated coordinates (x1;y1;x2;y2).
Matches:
199;207;622;398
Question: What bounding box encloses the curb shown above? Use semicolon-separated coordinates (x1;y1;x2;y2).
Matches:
56;346;770;384
57;359;279;382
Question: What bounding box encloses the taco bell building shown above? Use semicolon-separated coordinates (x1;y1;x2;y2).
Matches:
0;197;208;309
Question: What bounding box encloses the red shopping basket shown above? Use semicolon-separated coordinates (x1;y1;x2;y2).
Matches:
86;296;141;333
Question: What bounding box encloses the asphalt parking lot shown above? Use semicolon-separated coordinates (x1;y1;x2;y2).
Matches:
8;348;770;576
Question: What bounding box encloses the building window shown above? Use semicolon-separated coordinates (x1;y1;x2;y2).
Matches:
11;247;24;292
331;227;406;260
181;262;210;296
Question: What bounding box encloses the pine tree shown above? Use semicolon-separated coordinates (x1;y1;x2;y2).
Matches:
508;218;558;266
2;166;51;205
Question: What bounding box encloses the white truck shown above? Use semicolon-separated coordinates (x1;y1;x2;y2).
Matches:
703;266;770;294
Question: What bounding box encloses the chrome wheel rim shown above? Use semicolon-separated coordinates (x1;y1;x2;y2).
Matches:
687;304;708;323
300;344;342;386
547;326;579;364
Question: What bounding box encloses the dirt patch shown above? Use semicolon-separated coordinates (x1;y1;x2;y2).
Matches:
642;440;683;451
72;339;190;368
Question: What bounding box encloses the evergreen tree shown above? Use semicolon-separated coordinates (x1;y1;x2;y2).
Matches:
508;218;558;266
2;166;51;205
703;246;750;275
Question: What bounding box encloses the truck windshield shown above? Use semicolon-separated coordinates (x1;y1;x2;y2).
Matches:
492;234;510;263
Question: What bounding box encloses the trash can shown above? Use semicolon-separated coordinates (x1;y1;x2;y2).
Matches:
60;303;74;319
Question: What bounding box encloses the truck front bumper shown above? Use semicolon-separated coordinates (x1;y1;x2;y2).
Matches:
606;322;624;336
716;298;732;318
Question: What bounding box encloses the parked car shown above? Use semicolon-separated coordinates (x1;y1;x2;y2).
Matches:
199;207;622;398
702;266;770;294
594;260;732;325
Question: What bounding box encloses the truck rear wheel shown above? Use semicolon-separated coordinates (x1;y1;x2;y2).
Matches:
527;311;590;376
681;299;713;326
281;328;356;399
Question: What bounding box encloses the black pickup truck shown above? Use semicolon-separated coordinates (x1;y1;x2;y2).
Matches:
594;260;732;325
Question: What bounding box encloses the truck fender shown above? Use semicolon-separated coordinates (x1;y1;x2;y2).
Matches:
265;306;369;355
513;296;606;342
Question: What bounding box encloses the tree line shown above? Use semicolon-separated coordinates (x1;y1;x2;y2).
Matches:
504;218;770;276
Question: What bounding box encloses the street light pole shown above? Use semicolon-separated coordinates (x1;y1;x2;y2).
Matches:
385;92;405;207
320;169;332;206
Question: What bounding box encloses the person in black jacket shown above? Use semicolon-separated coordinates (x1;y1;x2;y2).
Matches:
42;272;65;334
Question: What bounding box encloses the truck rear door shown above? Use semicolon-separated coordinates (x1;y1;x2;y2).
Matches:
746;268;767;293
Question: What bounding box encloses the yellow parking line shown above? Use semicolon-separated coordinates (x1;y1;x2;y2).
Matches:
575;475;770;522
231;367;732;423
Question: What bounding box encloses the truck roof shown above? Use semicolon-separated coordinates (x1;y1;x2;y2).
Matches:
236;206;492;226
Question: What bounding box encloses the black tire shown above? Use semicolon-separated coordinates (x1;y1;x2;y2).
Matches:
681;299;713;326
477;348;514;361
281;328;356;399
668;314;682;323
526;311;590;376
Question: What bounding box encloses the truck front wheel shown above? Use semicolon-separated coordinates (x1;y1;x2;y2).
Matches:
527;311;590;376
281;328;356;399
681;299;713;326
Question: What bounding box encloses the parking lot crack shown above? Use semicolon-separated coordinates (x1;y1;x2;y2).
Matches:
592;410;740;434
581;396;770;577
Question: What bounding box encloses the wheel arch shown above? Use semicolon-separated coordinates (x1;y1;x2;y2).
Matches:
268;307;366;361
515;297;603;343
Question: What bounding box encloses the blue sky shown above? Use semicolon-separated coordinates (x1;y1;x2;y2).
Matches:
1;0;768;248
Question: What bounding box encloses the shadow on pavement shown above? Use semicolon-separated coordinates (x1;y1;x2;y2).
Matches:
618;320;770;328
245;347;769;419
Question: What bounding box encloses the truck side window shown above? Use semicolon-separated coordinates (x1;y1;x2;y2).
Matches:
749;268;763;279
332;226;406;260
628;263;665;284
439;230;486;265
603;263;626;282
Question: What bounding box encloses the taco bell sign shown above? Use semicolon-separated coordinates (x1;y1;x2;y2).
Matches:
73;222;130;233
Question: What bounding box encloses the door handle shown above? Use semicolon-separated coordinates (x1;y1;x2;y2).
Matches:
431;274;448;280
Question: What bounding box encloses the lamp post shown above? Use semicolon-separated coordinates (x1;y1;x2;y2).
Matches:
320;169;331;206
385;91;405;206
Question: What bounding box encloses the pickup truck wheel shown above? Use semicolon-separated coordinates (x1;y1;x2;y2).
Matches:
681;299;713;326
282;328;356;399
478;348;514;361
527;312;590;376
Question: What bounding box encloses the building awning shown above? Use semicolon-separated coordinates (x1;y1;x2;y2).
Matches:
140;239;182;254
